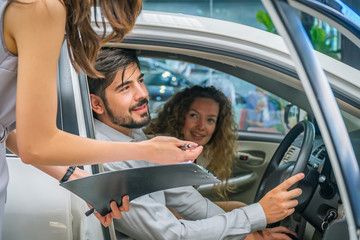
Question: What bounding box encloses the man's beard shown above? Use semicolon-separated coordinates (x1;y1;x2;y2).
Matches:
104;98;151;129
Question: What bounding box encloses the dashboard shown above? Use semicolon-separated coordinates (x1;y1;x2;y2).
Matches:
281;135;341;236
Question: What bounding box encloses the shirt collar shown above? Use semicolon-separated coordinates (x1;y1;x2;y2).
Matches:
94;118;147;142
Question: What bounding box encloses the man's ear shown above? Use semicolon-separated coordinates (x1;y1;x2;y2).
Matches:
90;94;105;115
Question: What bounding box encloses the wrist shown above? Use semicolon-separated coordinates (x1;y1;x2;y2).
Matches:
258;200;268;222
68;167;91;181
59;166;76;183
137;140;154;161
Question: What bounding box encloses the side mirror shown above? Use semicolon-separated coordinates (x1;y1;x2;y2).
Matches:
284;104;300;129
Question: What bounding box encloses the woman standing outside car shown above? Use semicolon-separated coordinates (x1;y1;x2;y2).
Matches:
0;0;202;235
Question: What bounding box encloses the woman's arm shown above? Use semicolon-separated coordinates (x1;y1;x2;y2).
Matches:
6;130;129;227
6;130;88;181
5;0;201;166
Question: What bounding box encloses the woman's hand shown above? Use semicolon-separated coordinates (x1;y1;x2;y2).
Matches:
90;195;130;227
140;136;203;164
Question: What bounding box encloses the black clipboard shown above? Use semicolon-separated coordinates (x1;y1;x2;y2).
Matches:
60;163;220;216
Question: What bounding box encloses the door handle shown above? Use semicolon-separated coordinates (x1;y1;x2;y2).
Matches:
236;152;264;165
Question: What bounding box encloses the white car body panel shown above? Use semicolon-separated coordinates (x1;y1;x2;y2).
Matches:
3;156;72;240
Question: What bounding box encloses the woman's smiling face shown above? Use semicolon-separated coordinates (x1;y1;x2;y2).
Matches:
182;97;219;146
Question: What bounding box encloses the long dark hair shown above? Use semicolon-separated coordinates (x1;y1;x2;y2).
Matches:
63;0;142;78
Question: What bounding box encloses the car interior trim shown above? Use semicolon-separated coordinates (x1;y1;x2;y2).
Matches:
197;172;256;193
57;42;79;135
237;131;284;143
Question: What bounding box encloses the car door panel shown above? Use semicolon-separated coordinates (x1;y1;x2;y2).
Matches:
3;156;72;240
199;133;281;204
231;140;279;203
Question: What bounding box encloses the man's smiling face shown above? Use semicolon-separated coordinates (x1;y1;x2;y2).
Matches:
101;62;150;133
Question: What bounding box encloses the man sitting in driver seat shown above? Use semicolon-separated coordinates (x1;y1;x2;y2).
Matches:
87;47;303;240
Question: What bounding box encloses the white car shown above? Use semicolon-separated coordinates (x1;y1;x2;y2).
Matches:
3;0;360;239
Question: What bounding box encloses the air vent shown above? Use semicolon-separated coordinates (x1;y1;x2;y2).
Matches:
312;145;327;160
317;149;327;160
283;147;296;162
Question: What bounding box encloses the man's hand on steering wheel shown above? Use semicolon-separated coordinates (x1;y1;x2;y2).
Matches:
259;173;304;224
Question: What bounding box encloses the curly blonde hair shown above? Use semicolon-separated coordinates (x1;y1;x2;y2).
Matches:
145;85;238;198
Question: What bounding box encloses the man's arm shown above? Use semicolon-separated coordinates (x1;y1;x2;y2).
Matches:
103;155;266;239
112;186;266;240
164;186;227;220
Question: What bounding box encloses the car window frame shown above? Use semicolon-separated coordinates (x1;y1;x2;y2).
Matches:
261;0;360;236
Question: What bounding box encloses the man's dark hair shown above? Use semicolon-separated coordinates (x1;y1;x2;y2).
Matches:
87;48;140;99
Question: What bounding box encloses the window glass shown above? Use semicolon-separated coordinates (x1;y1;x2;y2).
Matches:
299;12;360;71
142;1;360;70
142;0;266;29
140;57;308;134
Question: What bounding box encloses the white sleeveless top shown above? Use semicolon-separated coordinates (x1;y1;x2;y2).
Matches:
0;0;18;237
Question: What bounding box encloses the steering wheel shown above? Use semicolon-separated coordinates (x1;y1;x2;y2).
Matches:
254;121;315;206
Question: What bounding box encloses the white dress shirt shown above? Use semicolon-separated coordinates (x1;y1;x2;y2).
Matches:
94;119;267;240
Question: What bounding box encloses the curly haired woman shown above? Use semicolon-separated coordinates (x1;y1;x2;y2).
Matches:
145;85;246;211
145;85;303;239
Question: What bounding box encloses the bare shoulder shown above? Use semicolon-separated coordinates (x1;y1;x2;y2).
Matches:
6;0;66;15
4;0;66;53
5;0;66;35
